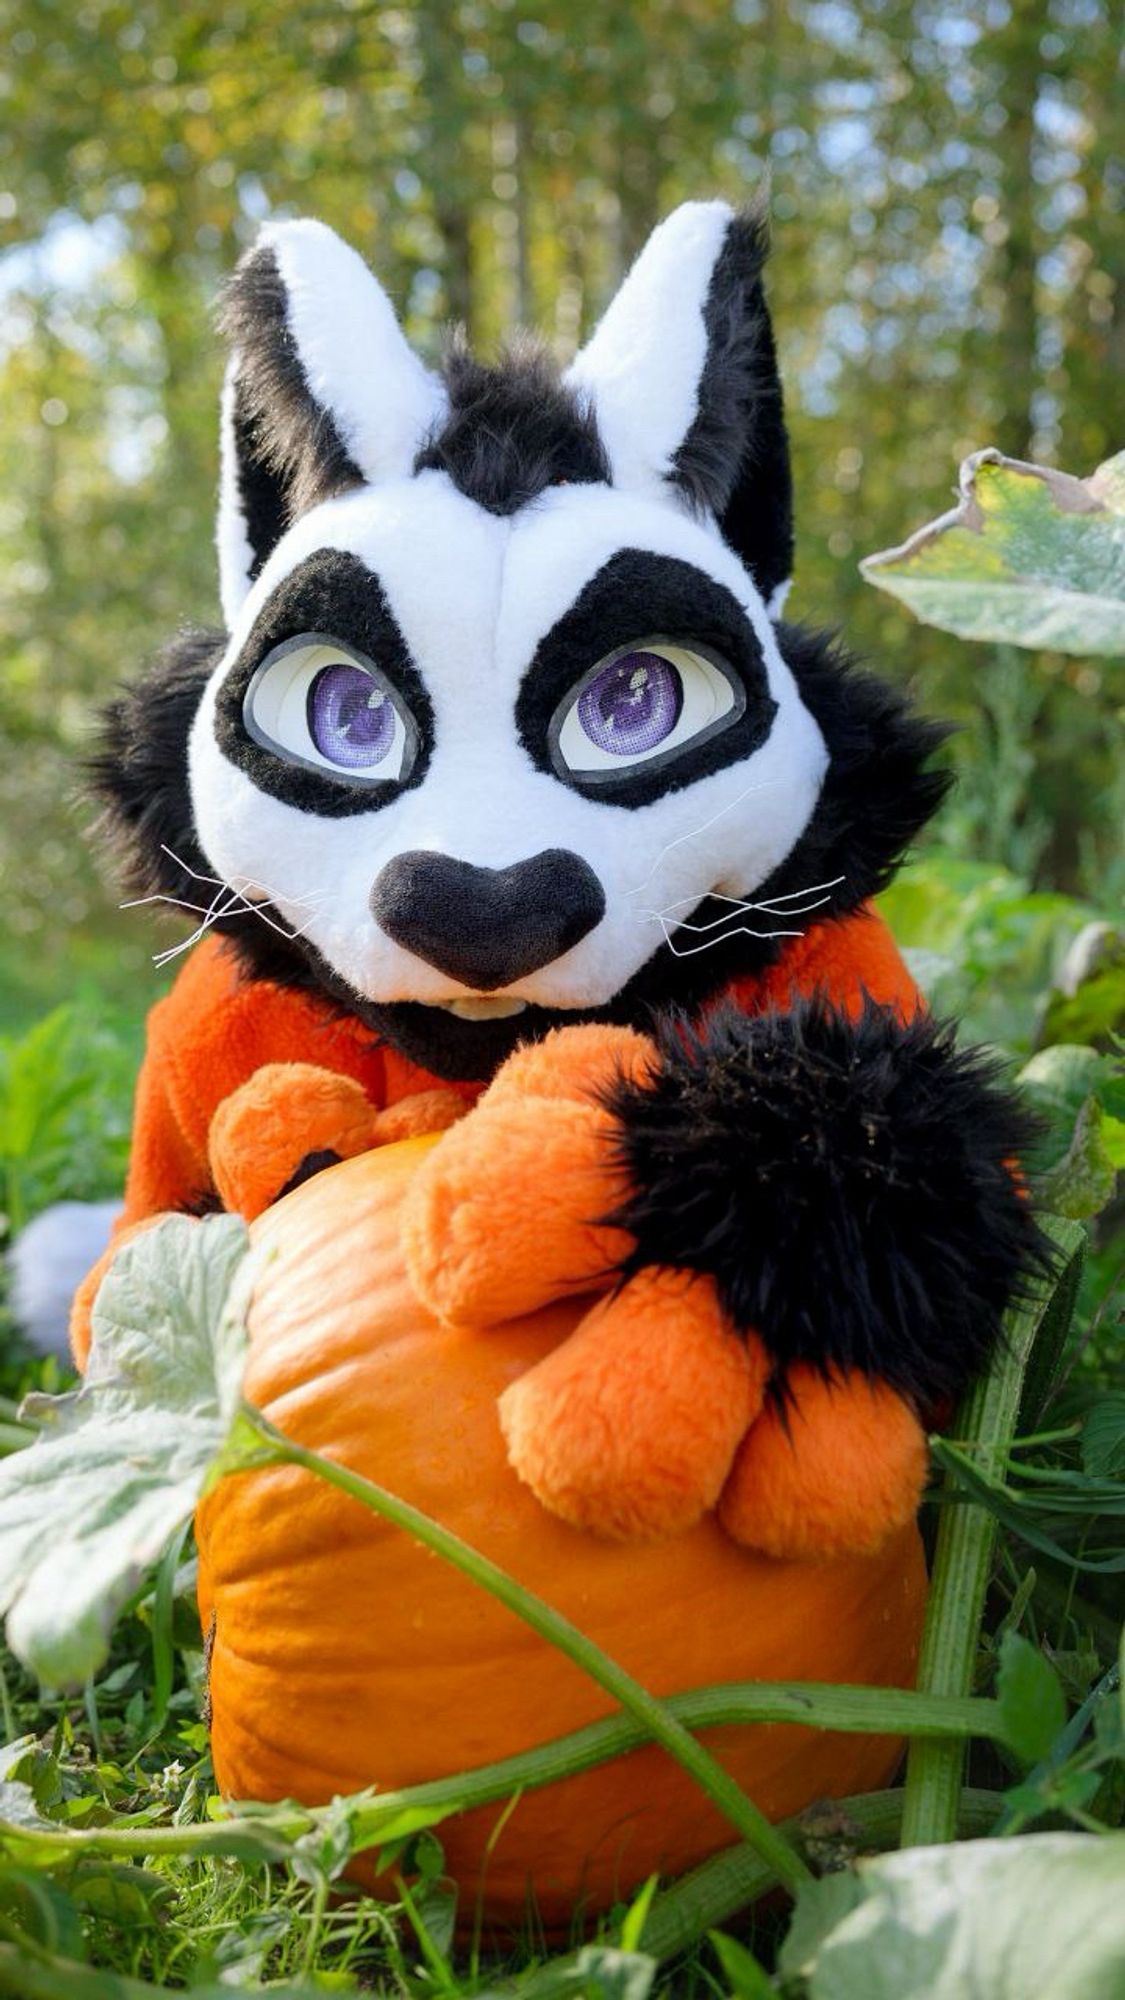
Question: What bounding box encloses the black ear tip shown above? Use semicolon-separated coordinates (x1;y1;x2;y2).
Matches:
215;241;285;349
730;186;772;257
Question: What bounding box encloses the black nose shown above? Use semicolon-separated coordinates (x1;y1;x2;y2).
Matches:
370;849;606;991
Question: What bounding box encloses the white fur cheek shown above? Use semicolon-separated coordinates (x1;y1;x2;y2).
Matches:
554;710;827;999
188;684;373;952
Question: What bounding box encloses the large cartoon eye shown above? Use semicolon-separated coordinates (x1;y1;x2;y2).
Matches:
551;639;745;778
243;634;416;784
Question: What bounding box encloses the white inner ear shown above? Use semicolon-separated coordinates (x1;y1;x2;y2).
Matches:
259;219;446;489
564;201;733;504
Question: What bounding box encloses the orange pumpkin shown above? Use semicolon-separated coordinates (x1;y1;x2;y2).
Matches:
196;1135;927;1929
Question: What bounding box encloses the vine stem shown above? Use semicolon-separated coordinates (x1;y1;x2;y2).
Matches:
237;1406;813;1896
899;1216;1085;1849
0;1686;1004;1867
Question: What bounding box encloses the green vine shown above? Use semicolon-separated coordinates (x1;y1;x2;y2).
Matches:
900;1215;1086;1848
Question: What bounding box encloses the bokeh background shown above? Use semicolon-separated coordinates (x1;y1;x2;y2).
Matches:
0;0;1121;1031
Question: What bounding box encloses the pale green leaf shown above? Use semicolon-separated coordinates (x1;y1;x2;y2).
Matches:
1081;1393;1125;1479
805;1835;1125;1999
571;1946;657;2000
0;1214;251;1688
862;448;1125;656
777;1871;867;1983
1036;1099;1119;1220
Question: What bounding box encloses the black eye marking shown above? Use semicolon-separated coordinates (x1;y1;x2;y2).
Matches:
212;549;434;817
515;550;777;809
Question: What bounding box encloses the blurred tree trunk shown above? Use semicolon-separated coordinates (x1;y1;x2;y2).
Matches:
990;0;1048;457
1059;2;1125;471
415;0;476;336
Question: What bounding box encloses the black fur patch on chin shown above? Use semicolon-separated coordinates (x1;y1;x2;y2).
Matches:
415;332;610;514
602;998;1049;1411
672;203;794;607
90;629;223;901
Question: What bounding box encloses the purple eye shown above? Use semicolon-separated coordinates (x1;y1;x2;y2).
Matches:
307;663;396;770
577;651;683;758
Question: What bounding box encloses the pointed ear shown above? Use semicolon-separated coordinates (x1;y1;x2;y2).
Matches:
216;219;445;627
565;199;793;614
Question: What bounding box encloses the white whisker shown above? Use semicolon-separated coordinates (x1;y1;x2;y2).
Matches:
623;779;783;897
657;914;805;957
753;874;847;911
120;892;219;916
157;844;331;911
151;885;247;968
157;846;227;889
636;873;846;935
124;848;327;974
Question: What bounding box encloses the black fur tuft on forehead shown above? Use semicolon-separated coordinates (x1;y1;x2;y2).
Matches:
219;245;365;577
414;333;610;516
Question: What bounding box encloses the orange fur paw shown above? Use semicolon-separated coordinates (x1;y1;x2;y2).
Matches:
718;1365;928;1560
483;1022;658;1108
498;1270;769;1540
208;1063;379;1220
401;1093;630;1325
370;1088;470;1146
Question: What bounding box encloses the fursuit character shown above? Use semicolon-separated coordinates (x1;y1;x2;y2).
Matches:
75;200;1042;1557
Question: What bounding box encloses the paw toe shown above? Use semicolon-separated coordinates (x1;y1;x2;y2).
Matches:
719;1367;927;1560
499;1271;767;1539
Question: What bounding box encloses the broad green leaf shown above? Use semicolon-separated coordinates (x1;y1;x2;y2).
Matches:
1035;1100;1119;1219
1040;923;1125;1048
0;1214;251;1688
1081;1393;1125;1479
861;448;1125;656
0;1862;86;1960
1017;1044;1121;1167
996;1632;1067;1766
803;1835;1125;1999
778;1871;868;1983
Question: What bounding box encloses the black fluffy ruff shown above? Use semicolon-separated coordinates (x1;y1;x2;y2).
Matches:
603;999;1049;1411
91;629;224;907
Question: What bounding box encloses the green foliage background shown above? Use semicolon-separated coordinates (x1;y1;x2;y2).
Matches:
0;0;1122;1026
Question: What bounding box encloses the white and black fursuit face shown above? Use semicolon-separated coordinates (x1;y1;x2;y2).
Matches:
91;198;1045;1411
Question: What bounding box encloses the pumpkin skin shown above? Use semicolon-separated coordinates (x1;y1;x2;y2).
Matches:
197;1135;928;1930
